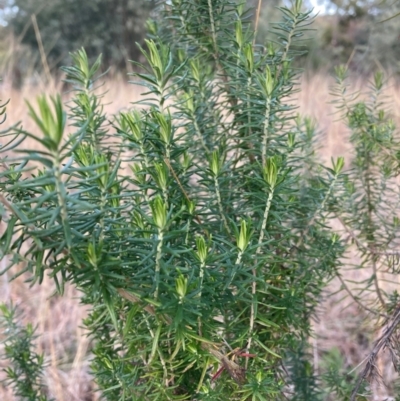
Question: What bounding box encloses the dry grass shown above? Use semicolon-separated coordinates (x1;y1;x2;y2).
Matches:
1;72;400;400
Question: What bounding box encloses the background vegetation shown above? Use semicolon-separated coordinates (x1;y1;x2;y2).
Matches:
1;0;400;85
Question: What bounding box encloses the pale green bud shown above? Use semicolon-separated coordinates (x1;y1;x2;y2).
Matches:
263;157;278;188
195;235;208;263
237;219;252;252
151;196;167;230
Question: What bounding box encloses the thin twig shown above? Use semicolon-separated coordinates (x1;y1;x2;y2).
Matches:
350;307;400;401
336;216;386;308
117;288;171;324
253;0;262;46
335;268;388;319
335;214;368;251
336;213;388;309
371;251;386;309
337;214;400;257
31;14;52;84
163;157;203;226
246;187;274;367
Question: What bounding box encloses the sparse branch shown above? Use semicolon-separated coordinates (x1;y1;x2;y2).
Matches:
350;307;400;401
335;268;388;319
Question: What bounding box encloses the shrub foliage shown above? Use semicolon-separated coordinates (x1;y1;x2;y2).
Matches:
2;0;400;400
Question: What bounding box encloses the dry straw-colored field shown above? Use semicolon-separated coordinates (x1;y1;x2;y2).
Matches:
1;72;400;400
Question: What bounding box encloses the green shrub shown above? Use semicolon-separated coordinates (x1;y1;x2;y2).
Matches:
330;66;400;401
0;304;50;401
3;0;399;400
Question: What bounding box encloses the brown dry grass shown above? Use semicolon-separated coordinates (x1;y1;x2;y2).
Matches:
1;72;400;400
